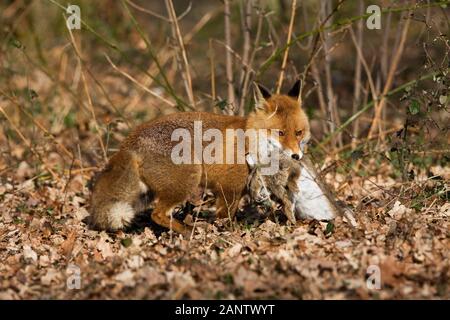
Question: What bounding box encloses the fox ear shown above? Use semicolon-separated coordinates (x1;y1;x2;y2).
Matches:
288;79;302;102
253;83;271;110
256;83;271;99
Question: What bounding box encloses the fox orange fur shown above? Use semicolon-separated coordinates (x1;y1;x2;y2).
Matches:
89;81;310;237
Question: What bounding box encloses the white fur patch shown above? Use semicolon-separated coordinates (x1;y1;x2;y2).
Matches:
139;181;149;193
108;202;135;230
267;137;298;159
246;154;256;168
294;165;337;221
258;140;338;221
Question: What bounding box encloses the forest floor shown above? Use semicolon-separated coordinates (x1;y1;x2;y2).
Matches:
1;157;448;299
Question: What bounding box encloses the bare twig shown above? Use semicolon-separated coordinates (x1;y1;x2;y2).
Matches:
320;1;342;149
224;0;235;114
259;0;447;77
318;68;444;148
189;171;208;244
236;0;252;115
310;61;328;135
165;0;196;108
294;3;314;51
126;0;192;22
66;23;108;161
351;0;364;149
239;0;252;86
368;11;412;140
0;105;58;179
213;39;257;75
104;54;177;108
209;38;216;102
0;90;74;161
276;0;297;93
349;26;378;109
126;0;170;21
120;0;189;111
381;11;392;82
239;1;264;113
126;8;219;112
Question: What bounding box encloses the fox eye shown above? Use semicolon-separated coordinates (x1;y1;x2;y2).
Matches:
278;130;285;136
295;130;303;136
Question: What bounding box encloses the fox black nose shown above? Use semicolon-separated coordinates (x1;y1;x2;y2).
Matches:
291;153;300;160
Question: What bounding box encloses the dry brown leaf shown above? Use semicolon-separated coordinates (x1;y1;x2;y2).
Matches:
60;230;77;258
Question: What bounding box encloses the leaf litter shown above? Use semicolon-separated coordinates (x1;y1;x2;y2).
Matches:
0;159;448;300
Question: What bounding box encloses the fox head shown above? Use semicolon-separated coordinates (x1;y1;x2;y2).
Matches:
247;80;311;160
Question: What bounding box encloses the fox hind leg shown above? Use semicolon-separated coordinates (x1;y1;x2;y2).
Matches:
139;157;202;237
215;189;241;220
151;198;193;238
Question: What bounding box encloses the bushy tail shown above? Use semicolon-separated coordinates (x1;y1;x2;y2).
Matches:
89;150;145;230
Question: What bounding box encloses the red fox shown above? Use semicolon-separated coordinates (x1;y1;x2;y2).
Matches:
89;80;310;237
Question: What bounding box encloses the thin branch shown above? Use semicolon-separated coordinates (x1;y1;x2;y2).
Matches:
0;105;58;179
209;38;216;102
276;0;297;93
258;1;450;77
126;0;192;22
66;22;107;161
351;0;364;148
121;0;189;110
310;61;328;135
368;12;412;140
349;26;378;106
125;8;219;112
236;0;252;115
0;90;74;161
126;0;170;21
240;0;264;113
224;0;235;114
321;0;342;148
104;54;177;108
165;0;196;108
318;69;445;148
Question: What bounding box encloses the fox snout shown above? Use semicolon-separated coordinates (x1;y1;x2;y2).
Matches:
282;132;310;160
281;143;303;161
267;137;304;161
284;149;302;160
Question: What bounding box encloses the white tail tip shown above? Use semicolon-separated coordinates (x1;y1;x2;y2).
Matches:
108;202;135;230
